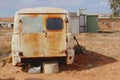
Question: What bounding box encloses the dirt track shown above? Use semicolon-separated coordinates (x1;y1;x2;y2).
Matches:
0;28;120;80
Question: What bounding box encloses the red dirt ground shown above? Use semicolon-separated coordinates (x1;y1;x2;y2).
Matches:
0;28;120;80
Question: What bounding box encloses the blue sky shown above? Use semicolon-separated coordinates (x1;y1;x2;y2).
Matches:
0;0;111;17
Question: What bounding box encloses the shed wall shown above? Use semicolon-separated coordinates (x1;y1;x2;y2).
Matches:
87;15;98;33
98;18;120;32
71;16;79;34
79;14;87;32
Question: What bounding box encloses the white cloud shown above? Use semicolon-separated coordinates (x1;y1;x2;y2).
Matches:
0;0;83;9
49;0;82;6
92;0;108;8
0;0;111;17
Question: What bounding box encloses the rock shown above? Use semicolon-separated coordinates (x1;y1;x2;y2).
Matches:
87;64;93;68
112;67;115;70
28;66;41;74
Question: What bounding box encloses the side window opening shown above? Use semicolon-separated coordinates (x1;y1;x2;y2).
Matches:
46;18;63;30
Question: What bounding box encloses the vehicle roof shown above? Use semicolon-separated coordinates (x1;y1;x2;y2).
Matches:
17;7;68;14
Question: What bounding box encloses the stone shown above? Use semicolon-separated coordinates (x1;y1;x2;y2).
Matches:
28;66;41;74
87;64;93;68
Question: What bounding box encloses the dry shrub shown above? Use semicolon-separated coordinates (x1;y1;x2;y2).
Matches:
0;46;11;54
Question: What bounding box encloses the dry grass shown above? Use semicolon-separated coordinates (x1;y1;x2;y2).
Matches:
0;46;11;54
75;32;120;57
0;28;12;35
0;28;12;57
1;28;120;80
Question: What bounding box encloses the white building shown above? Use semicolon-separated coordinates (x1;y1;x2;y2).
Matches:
0;17;14;28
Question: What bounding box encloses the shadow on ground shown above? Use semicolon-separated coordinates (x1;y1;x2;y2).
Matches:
60;45;117;72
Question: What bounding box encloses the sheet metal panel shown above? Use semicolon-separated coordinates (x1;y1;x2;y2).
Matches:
44;14;66;57
80;15;86;26
20;14;66;57
71;16;79;34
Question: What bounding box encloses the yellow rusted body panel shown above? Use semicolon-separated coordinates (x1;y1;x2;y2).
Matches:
19;14;66;57
12;7;74;65
21;34;45;57
44;14;66;57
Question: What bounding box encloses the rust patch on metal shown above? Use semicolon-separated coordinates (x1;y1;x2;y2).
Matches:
45;32;66;57
27;14;40;17
47;15;62;18
60;50;66;54
21;33;44;57
33;51;40;56
24;34;38;43
19;20;23;33
19;14;40;17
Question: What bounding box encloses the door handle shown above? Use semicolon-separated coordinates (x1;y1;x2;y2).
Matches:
42;30;47;37
45;31;47;37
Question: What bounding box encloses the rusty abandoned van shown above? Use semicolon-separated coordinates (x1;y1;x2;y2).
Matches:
12;7;74;66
